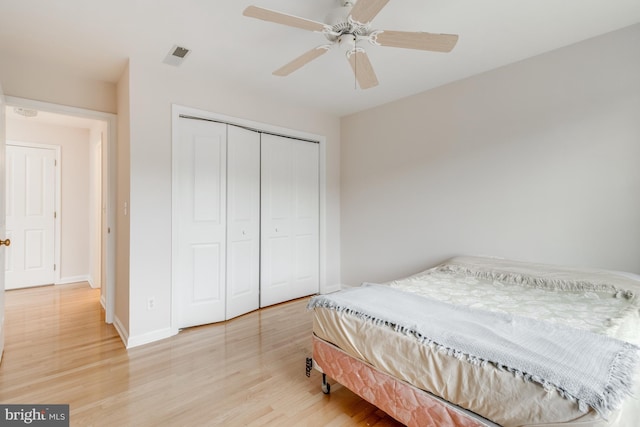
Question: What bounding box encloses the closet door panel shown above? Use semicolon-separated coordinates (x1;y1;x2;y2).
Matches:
226;126;260;319
260;135;292;306
292;141;320;298
268;236;290;282
176;119;227;328
261;134;319;307
192;244;222;300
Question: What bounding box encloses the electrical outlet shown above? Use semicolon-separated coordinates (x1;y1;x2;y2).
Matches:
147;297;155;310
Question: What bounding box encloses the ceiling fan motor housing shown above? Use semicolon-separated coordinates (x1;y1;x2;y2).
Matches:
324;3;370;43
325;5;352;28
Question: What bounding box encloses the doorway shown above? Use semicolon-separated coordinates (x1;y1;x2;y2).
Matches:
4;97;116;323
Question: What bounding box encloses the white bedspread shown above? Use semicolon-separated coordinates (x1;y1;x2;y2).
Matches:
308;283;640;417
387;257;640;344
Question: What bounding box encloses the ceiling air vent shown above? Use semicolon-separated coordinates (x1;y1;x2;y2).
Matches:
163;45;191;66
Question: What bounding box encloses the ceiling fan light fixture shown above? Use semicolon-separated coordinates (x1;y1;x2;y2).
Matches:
338;34;357;53
13;107;38;118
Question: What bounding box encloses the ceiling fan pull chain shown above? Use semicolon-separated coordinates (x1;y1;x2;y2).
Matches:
354;38;358;90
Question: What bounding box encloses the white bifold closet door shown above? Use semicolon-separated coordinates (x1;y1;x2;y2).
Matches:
226;126;260;319
175;119;227;328
175;116;319;328
260;134;319;307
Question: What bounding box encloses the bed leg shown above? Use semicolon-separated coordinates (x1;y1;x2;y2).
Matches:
306;356;330;394
322;373;331;394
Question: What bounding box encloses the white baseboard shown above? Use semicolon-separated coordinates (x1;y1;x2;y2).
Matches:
87;275;101;289
126;328;175;349
113;315;129;347
112;312;174;349
56;275;90;285
321;283;344;294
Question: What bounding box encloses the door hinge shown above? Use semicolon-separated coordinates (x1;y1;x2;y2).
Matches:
54;211;57;219
54;264;57;271
54;159;57;166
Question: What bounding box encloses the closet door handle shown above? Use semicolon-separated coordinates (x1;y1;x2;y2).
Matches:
0;238;10;246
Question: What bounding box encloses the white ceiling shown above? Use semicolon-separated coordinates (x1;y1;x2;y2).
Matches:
1;0;639;116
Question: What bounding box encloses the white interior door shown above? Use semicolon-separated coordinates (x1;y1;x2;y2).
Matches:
5;144;56;289
226;126;260;319
175;118;227;328
260;134;319;307
0;85;7;363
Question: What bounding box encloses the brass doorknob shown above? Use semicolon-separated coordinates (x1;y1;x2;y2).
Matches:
0;239;10;246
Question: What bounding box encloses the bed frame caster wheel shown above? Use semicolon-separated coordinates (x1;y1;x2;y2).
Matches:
322;373;330;394
322;382;330;394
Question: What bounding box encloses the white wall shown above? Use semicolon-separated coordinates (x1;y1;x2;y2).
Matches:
340;24;640;285
0;51;116;114
6;119;93;284
123;57;341;346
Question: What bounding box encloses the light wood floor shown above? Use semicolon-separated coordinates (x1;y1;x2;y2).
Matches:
0;283;403;426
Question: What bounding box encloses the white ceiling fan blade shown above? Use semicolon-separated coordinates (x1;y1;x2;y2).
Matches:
347;50;379;89
349;0;390;25
273;46;331;76
243;5;328;32
373;30;459;52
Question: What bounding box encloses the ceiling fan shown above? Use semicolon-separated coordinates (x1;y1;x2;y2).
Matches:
243;0;458;89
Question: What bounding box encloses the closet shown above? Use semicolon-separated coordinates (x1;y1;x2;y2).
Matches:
174;116;319;329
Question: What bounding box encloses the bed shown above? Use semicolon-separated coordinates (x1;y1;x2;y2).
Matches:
307;256;640;427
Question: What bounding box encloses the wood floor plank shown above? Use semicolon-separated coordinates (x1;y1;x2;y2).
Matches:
0;283;403;426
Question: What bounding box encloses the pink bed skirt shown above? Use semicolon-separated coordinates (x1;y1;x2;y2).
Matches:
313;336;491;427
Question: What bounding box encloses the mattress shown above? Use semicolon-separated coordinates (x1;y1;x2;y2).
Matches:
311;256;640;427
